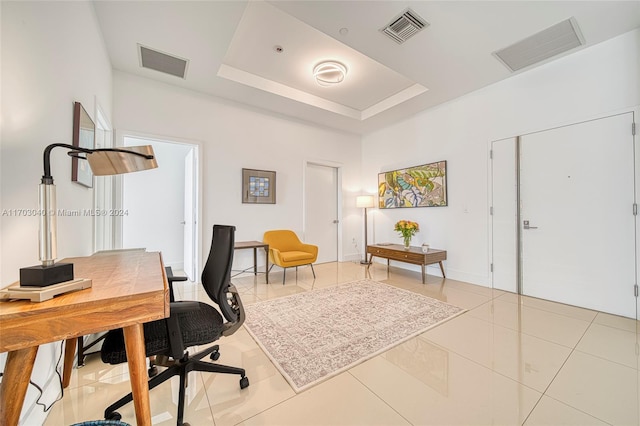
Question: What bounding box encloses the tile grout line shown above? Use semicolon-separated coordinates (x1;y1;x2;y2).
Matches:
493;292;599;323
520;313;604;425
346;370;416;426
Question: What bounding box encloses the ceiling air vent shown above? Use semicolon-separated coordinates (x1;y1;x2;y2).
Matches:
493;17;585;72
381;8;429;44
138;44;189;79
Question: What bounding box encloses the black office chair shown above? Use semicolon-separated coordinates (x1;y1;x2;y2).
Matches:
100;225;249;426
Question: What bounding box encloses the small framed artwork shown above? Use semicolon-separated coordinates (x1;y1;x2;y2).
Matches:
71;102;95;188
242;168;276;204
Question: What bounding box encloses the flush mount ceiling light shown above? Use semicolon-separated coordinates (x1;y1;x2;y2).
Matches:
313;61;347;86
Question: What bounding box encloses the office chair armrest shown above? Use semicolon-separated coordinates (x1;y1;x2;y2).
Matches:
165;301;200;359
221;284;246;337
165;266;188;302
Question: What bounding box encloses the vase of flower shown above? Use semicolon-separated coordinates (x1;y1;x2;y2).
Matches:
403;236;411;250
394;220;420;251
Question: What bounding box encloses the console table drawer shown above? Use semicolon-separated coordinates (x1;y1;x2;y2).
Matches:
369;247;423;263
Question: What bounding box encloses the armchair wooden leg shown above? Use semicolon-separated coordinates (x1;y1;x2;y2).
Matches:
310;264;316;279
282;267;286;285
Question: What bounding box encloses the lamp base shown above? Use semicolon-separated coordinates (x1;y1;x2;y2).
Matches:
360;260;371;265
19;263;74;287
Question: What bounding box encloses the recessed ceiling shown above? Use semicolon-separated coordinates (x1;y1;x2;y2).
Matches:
218;1;427;120
92;1;640;134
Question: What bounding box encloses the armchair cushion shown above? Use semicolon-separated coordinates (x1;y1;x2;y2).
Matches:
278;250;315;263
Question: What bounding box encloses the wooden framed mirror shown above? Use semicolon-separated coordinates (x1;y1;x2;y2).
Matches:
71;101;95;188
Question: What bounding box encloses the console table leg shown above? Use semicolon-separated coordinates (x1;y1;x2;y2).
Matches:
439;261;446;278
421;265;426;284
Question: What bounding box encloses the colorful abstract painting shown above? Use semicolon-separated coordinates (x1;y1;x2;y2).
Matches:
378;161;447;208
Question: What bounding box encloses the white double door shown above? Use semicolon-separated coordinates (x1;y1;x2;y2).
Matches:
492;112;637;318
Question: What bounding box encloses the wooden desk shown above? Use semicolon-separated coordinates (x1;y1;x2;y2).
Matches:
234;241;269;284
367;244;447;284
0;250;169;426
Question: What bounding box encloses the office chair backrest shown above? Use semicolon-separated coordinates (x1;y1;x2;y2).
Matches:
201;224;238;323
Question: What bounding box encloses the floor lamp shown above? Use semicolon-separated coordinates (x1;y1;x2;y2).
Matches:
356;195;375;264
19;143;158;287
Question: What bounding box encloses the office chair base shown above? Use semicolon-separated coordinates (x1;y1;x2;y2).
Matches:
105;344;248;426
240;376;250;389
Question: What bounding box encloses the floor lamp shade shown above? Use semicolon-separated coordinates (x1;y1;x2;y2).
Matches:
357;195;375;264
356;195;375;208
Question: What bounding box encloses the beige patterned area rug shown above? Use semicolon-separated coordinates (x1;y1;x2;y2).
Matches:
243;279;465;393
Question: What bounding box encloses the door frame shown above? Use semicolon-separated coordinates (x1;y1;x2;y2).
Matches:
113;130;203;278
489;108;639;318
93;101;114;252
302;159;343;262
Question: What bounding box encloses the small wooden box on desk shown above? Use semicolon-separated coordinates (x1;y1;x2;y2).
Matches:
366;244;447;284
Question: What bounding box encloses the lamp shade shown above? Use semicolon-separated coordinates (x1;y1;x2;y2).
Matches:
87;145;158;176
356;195;375;208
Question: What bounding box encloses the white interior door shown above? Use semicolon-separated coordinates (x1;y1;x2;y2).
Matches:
183;148;196;281
305;163;339;263
520;113;636;318
491;138;518;292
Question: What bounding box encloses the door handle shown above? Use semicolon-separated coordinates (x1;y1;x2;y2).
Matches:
332;220;339;224
523;220;538;230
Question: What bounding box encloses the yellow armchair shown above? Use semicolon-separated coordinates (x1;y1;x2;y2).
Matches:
263;230;318;284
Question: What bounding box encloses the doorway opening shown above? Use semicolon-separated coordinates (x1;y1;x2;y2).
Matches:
118;135;200;281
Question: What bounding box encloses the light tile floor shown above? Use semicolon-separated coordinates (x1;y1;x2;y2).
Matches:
45;262;640;425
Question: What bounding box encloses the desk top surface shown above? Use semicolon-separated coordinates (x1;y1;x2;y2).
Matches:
0;250;169;352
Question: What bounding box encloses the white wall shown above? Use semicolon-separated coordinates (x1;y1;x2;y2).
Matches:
362;29;640;286
122;137;192;269
0;1;112;424
113;72;363;271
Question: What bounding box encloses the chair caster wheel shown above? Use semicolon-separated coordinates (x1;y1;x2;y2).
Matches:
210;350;220;361
148;365;158;377
105;411;122;421
240;376;249;389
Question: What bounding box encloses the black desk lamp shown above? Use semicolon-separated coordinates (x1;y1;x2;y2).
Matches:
19;143;158;287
